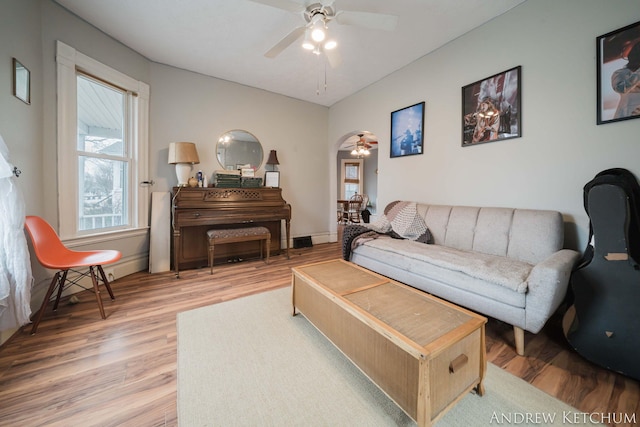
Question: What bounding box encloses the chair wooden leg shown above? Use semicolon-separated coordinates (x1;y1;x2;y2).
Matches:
96;265;115;300
90;266;107;320
31;272;61;335
52;270;69;311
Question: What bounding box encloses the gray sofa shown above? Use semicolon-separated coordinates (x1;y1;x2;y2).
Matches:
348;201;581;355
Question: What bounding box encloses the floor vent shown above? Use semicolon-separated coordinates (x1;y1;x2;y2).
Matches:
293;236;313;248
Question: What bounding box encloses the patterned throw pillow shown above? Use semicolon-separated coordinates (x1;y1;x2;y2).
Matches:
382;201;432;244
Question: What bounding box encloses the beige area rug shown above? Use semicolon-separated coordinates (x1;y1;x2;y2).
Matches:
177;288;600;426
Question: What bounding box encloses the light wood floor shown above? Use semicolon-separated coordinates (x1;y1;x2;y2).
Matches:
0;242;638;426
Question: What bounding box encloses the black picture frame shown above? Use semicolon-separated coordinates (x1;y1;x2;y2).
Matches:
596;20;640;125
462;66;521;147
390;102;424;158
12;58;30;105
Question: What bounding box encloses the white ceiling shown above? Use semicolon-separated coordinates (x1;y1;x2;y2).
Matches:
54;0;526;107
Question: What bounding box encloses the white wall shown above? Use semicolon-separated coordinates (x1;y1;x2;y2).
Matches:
40;0;152;225
2;0;640;342
149;63;330;241
0;0;43;217
0;0;331;342
328;0;640;251
0;0;44;344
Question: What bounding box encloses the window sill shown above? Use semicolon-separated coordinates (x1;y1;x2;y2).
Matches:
62;227;150;248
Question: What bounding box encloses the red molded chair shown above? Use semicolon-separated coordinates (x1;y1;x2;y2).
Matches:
24;216;122;334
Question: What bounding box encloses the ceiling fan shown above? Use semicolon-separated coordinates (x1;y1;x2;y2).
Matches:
348;133;378;156
251;0;398;68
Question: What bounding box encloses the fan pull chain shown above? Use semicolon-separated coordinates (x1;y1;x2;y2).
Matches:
316;53;328;96
316;51;321;95
324;62;327;92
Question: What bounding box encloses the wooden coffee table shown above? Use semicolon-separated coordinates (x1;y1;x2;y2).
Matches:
291;259;487;427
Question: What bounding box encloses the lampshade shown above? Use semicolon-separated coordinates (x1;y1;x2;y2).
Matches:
266;150;280;165
168;142;200;186
168;142;200;165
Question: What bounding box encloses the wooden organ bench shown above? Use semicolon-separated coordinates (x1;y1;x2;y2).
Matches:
207;226;271;274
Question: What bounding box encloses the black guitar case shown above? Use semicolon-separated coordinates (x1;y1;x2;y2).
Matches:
563;168;640;380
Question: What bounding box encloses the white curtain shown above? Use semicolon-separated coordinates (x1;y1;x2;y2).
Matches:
0;134;32;330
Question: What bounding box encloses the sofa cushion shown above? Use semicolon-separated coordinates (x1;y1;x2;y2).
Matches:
442;206;479;250
351;243;526;309
507;209;564;264
412;203;565;265
358;236;532;294
472;208;514;256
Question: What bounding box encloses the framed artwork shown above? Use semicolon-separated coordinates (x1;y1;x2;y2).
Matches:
264;171;280;187
597;20;640;124
12;58;30;105
390;102;424;158
462;66;521;147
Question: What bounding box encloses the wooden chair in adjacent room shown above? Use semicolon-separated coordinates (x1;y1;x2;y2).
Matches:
24;216;122;334
347;194;364;223
337;200;348;224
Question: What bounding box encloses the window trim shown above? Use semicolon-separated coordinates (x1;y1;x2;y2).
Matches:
340;159;363;199
56;40;149;240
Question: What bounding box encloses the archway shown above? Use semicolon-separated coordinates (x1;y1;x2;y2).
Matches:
330;131;379;241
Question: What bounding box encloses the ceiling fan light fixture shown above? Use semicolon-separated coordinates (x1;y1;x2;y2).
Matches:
324;39;337;50
311;18;326;42
302;30;315;50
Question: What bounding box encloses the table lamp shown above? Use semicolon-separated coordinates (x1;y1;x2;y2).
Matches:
168;142;200;186
266;150;280;171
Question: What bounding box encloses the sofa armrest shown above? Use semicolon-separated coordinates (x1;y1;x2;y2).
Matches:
524;249;581;333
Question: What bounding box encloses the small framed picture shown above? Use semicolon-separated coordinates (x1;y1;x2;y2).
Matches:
597;20;640;124
12;58;30;105
462;66;521;146
390;102;424;158
241;168;255;177
264;171;280;187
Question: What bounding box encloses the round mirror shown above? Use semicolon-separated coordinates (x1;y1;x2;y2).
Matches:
216;130;263;171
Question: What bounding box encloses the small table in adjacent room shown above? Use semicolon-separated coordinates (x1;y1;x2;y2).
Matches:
291;259;487;427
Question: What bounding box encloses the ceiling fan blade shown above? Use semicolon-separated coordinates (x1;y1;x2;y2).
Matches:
335;10;398;31
265;26;307;58
325;48;342;69
248;0;305;13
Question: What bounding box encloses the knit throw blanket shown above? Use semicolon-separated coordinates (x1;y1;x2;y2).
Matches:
342;201;432;260
341;225;377;260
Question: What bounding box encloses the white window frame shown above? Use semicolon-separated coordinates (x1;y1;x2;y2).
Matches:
56;40;149;241
340;159;363;199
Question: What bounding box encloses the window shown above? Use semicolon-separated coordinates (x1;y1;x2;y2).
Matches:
77;74;128;231
57;41;149;240
340;159;363;200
